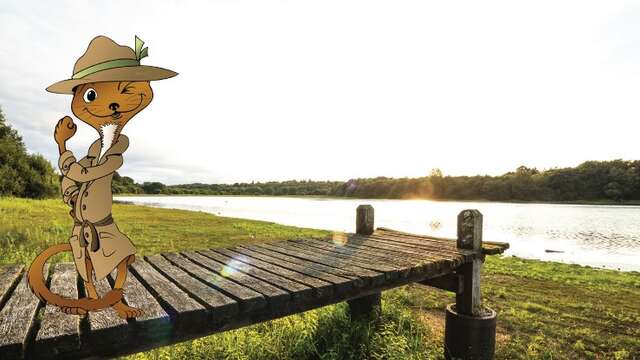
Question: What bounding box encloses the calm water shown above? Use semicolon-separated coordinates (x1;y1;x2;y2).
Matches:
116;196;640;272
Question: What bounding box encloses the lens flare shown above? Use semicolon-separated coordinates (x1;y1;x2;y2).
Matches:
331;232;348;246
220;259;244;277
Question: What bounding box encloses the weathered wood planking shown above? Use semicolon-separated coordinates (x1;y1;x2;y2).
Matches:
33;264;81;359
107;264;172;352
0;225;508;360
85;277;130;351
129;260;207;337
376;228;509;255
255;242;387;286
0;265;48;360
232;246;354;293
290;238;428;278
145;254;238;320
361;233;473;259
283;240;403;278
365;233;475;260
242;243;368;288
303;236;461;268
0;265;23;312
166;252;270;312
198;249;320;306
329;235;466;270
211;248;334;299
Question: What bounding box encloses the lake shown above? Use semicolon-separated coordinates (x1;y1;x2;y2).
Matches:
115;195;640;272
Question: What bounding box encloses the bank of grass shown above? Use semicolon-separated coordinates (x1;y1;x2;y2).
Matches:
1;197;638;359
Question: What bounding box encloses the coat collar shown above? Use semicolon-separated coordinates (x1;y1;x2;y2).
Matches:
88;134;129;165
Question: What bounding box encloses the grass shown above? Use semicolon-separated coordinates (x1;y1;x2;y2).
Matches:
1;197;639;359
0;198;327;266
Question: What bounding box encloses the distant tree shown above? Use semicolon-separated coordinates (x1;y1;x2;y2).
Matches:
0;106;57;198
141;181;166;194
604;182;622;201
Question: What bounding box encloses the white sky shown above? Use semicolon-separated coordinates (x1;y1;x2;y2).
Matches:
1;1;639;184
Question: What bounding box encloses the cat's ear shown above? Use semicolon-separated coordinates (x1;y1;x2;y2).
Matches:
72;84;82;94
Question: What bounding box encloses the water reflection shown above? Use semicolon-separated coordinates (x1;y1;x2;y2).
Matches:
116;196;640;272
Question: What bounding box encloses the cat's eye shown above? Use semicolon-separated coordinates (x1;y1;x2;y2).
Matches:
83;88;97;103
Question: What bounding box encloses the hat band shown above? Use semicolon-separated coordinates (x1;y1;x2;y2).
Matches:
72;59;140;79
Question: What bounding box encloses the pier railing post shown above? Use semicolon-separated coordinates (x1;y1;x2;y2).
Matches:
348;205;381;320
444;209;497;360
456;209;483;315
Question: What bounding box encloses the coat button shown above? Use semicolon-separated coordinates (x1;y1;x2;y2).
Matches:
84;191;89;196
82;204;87;210
85;232;90;238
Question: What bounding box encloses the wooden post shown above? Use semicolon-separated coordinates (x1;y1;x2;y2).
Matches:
356;204;374;235
444;209;496;360
455;209;483;316
348;205;380;320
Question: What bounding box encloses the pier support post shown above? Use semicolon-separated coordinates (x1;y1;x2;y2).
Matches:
444;209;497;360
348;205;381;320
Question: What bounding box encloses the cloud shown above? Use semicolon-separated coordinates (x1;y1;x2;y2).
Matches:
1;0;640;184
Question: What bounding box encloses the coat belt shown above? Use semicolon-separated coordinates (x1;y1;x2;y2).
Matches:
73;214;113;252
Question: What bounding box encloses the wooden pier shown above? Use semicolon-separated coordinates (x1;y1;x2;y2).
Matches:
0;206;508;359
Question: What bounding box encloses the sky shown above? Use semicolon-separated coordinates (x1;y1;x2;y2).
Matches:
1;1;639;185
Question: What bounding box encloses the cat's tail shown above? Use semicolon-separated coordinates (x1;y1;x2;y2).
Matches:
27;243;123;311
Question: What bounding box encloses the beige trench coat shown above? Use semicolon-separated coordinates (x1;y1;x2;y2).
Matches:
58;134;136;282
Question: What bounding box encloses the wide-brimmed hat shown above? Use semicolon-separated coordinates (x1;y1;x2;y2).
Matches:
46;35;177;94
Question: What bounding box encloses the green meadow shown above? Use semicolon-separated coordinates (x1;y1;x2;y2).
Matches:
1;197;638;359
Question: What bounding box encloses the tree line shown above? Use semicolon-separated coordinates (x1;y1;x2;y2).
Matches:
2;105;639;202
112;161;640;202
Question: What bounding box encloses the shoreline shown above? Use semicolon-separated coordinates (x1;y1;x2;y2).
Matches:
113;197;640;273
114;193;640;207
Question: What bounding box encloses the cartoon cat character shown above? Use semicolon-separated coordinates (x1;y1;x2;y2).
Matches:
27;35;177;318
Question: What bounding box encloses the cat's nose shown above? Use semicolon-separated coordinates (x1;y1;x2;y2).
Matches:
109;103;120;111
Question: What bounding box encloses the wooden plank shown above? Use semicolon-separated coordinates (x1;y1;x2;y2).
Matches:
295;238;434;277
377;228;462;244
274;240;398;281
288;239;407;271
199;249;325;304
364;233;471;257
328;234;461;262
85;277;130;351
418;273;463;294
0;265;48;360
255;242;386;286
297;238;456;281
231;246;354;293
0;265;23;312
376;228;461;247
130;260;207;336
33;264;81;359
145;255;238;321
242;243;368;288
296;238;424;268
365;232;474;260
214;248;334;293
374;229;480;254
481;242;510;255
339;235;465;267
164;252;269;313
107;264;172;349
376;228;509;254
